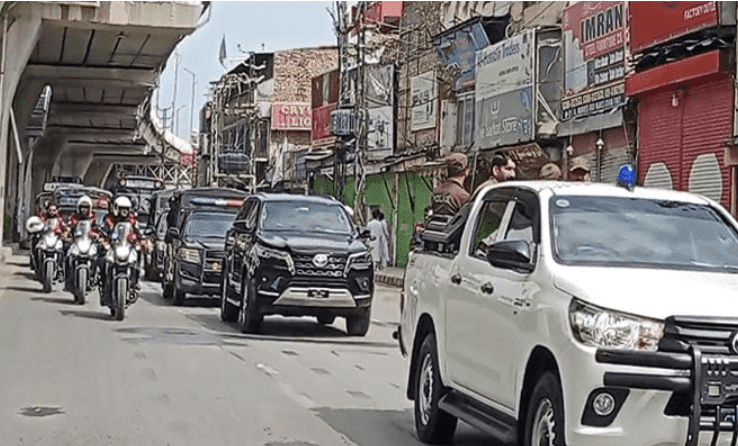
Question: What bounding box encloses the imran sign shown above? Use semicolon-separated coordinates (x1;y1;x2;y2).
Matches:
272;103;312;131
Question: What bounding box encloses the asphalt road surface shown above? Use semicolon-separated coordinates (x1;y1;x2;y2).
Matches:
0;256;494;446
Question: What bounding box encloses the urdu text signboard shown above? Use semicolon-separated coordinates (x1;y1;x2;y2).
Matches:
410;71;437;131
475;29;535;149
629;1;718;54
562;1;627;121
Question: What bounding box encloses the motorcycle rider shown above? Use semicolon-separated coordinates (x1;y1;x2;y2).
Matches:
39;203;67;235
99;196;146;305
64;196;99;292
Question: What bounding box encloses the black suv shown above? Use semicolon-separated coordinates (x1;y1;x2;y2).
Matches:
162;188;248;305
220;193;374;336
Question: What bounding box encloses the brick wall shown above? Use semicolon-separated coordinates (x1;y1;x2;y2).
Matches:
273;47;339;103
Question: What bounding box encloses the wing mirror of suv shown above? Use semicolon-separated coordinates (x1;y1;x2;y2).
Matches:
358;227;371;240
485;240;534;273
165;227;180;243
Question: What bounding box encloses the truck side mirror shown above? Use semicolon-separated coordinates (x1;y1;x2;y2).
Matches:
485;240;534;273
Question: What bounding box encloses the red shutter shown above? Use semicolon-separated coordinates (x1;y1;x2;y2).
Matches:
637;90;683;189
329;69;340;104
681;77;733;208
311;76;323;109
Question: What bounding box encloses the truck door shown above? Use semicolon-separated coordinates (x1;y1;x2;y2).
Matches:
445;187;515;396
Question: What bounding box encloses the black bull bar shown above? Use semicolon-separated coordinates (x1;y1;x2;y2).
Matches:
597;347;738;446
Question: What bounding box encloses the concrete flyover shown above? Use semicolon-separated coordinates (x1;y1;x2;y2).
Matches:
0;1;207;247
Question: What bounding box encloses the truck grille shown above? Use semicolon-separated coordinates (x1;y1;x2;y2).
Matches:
202;251;224;284
659;316;738;355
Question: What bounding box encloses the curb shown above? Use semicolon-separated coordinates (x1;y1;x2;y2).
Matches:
375;274;404;288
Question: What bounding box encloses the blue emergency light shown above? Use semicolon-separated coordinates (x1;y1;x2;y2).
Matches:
617;164;636;190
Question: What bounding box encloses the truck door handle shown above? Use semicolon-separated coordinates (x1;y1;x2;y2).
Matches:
450;274;462;285
481;282;495;294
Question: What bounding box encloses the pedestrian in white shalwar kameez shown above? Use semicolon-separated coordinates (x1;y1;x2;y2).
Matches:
367;209;389;270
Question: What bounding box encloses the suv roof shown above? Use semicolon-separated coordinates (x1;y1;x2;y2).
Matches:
255;192;341;204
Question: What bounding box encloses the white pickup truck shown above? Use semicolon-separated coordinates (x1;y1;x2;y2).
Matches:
398;174;738;446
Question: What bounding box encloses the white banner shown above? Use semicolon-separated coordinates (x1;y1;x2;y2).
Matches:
411;71;437;131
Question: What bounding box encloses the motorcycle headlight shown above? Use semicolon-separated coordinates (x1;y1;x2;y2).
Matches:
179;248;201;264
345;251;373;274
569;298;664;352
253;244;294;274
78;239;92;255
115;246;131;262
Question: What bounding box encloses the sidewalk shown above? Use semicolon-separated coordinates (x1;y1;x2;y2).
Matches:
374;266;405;288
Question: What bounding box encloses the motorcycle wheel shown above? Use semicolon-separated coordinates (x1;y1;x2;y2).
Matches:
115;278;126;321
74;268;87;305
43;261;53;293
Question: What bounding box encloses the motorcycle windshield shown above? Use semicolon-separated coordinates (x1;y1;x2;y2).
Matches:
113;222;132;245
45;218;58;231
74;220;92;239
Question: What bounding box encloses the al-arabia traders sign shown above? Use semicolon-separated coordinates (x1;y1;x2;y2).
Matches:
562;1;627;121
475;29;535;149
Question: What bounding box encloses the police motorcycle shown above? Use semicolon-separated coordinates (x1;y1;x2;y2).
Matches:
66;220;98;305
99;197;144;320
28;213;65;293
25;216;45;279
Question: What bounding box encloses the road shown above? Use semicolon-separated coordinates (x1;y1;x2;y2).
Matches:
0;256;493;446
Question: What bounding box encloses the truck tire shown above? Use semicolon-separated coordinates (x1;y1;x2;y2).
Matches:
239;280;262;334
414;333;458;444
346;306;371;336
220;272;238;322
523;372;566;446
317;315;336;325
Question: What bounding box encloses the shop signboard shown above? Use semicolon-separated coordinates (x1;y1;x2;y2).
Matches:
433;17;491;91
312;103;336;145
366;106;393;160
272;103;312;131
562;1;626;121
630;1;718;54
475;29;535;149
411;71;437;131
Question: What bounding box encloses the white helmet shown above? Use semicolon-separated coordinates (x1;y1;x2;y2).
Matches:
114;196;132;216
77;195;93;213
26;216;44;233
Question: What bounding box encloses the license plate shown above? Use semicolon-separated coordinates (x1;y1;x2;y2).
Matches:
307;289;329;298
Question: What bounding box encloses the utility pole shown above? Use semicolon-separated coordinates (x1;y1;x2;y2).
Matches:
353;1;368;225
171;52;181;131
183;67;198;139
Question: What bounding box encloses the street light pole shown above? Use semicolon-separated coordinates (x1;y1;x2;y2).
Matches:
176;104;187;135
171;52;181;131
183;67;198;141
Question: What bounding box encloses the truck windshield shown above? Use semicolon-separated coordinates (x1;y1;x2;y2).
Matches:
551;196;738;271
184;212;236;238
261;201;352;234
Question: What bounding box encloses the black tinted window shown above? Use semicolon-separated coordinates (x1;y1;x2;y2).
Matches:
261;201;351;234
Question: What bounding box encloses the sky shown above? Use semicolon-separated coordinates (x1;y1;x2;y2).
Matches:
158;1;337;139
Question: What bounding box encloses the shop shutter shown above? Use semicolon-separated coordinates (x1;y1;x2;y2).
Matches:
681;78;733;208
643;162;674;190
599;149;631;183
637;89;683;190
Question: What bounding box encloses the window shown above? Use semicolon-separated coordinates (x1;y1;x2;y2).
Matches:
503;190;539;245
471;200;510;259
456;92;475;147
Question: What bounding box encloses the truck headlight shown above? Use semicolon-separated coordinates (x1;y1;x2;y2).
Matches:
345;251;372;274
569;298;664;352
253;244;294;274
180;248;201;264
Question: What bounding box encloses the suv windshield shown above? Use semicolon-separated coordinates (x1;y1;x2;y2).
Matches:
184;212;236;238
261;201;352;234
551;196;738;271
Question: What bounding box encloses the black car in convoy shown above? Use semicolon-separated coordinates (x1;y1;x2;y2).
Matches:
220;193;374;336
145;188;176;280
162;187;248;305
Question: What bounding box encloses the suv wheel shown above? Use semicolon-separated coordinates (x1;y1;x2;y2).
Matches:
162;282;173;299
220;272;238;322
523;372;565;446
414;333;458;444
238;279;262;334
317;315;336;325
173;287;185;306
346;306;371;336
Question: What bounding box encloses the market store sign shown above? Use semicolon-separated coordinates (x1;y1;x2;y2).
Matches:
272;103;311;131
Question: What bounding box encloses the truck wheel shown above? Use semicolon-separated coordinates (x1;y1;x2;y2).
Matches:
523;372;566;446
173;288;185;306
239;280;262;334
414;333;457;444
220;272;238;322
346;306;371;336
163;283;173;299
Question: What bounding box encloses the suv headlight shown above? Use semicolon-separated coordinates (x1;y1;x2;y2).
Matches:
569;298;664;352
345;251;372;274
180;248;201;264
253;244;295;274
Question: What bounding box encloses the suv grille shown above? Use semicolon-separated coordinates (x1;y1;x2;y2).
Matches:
659;316;738;355
292;253;347;278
